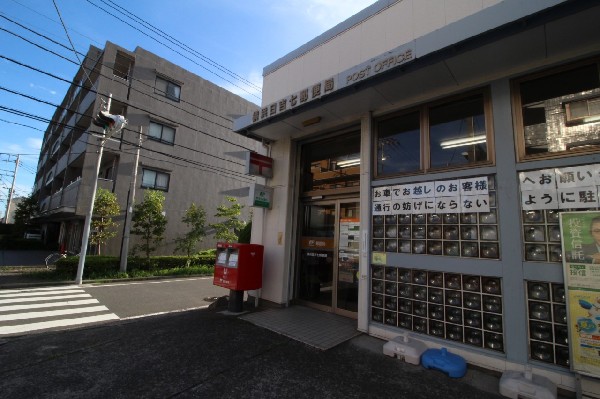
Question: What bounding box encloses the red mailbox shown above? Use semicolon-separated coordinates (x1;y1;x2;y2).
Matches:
213;242;264;291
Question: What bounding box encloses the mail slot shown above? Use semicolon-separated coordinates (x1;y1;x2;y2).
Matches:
213;242;264;291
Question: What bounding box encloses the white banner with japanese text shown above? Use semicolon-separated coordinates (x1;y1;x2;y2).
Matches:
372;176;490;215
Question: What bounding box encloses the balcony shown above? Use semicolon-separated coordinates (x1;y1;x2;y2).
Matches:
56;151;69;175
49;190;62;210
69;133;89;163
77;90;96;117
61;178;81;208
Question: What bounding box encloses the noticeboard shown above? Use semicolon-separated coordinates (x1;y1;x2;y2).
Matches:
560;211;600;377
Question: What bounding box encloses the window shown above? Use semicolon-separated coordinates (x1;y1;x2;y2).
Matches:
514;60;600;159
300;133;361;195
113;51;134;81
564;96;600;126
141;169;170;191
375;91;491;178
148;121;175;144
377;112;420;175
155;76;181;101
429;95;487;169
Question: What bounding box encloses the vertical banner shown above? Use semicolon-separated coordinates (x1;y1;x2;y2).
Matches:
560;211;600;377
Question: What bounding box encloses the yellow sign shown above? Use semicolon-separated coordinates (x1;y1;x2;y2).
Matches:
372;252;387;265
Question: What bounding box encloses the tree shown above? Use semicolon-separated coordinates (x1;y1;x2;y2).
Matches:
131;190;167;259
90;188;120;255
210;196;246;243
13;193;39;232
174;203;207;258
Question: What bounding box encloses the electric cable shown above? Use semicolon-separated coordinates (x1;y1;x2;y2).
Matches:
52;0;96;90
0;104;256;183
100;0;262;92
0;15;240;124
84;0;261;100
0;84;252;164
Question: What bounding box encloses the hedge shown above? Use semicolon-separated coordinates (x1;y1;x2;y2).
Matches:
55;253;216;278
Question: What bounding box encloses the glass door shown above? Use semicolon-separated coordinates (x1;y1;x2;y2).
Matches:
298;204;336;308
336;201;360;314
297;200;360;316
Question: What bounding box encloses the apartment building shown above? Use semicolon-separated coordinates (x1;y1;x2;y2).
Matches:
235;0;600;395
34;41;260;255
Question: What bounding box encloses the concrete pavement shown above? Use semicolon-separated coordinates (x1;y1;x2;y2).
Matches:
0;301;506;399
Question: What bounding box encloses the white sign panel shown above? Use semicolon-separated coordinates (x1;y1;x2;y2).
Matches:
519;164;600;211
372;176;490;216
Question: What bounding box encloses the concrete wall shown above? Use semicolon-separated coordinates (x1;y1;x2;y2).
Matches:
261;0;565;105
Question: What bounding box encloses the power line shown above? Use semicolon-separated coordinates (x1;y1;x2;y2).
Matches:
0;14;238;124
84;0;261;100
7;0;104;47
101;0;262;93
0;84;248;167
0;104;255;183
52;0;96;90
0;22;258;149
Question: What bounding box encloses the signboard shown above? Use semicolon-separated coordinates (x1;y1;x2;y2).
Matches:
519;164;600;211
249;183;273;209
339;218;360;283
245;152;273;178
372;176;490;215
560;211;600;377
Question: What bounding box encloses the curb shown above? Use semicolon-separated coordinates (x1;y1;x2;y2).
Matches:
0;273;212;289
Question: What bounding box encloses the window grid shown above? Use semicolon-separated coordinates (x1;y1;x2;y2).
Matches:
526;281;569;368
522;208;599;263
149;122;175;145
372;176;499;259
371;266;504;352
141;169;170;191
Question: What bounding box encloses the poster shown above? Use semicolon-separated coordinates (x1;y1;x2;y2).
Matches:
339;218;360;283
372;176;490;215
560;211;600;377
520;164;600;211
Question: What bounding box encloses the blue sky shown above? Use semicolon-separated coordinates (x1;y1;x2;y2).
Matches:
0;0;376;218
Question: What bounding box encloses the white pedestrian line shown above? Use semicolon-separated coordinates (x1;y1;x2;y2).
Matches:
0;299;99;312
0;305;111;321
0;289;84;298
0;314;120;335
0;285;79;294
0;293;92;305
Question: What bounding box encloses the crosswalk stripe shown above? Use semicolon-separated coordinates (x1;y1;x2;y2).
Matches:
0;305;111;321
0;314;120;335
0;289;85;298
0;293;91;305
0;285;79;294
0;299;99;312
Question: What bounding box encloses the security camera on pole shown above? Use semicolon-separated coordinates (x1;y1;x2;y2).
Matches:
75;94;127;284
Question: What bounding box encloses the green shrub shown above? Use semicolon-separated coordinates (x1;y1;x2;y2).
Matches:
54;254;215;279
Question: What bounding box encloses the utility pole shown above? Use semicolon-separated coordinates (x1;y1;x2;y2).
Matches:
75;94;126;284
5;154;19;224
119;126;142;273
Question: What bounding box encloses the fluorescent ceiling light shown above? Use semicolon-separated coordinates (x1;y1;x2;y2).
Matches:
337;158;361;167
440;135;487;149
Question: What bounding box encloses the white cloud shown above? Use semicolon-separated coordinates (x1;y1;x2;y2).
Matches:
222;69;263;105
26;137;43;152
274;0;376;30
29;83;57;95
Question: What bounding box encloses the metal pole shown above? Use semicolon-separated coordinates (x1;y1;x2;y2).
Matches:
119;126;142;273
5;154;19;223
75;94;111;285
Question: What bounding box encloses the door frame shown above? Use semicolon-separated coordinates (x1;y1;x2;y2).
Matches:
295;198;359;318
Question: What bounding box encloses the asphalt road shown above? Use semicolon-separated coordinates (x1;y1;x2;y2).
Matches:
83;277;230;319
0;250;53;267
